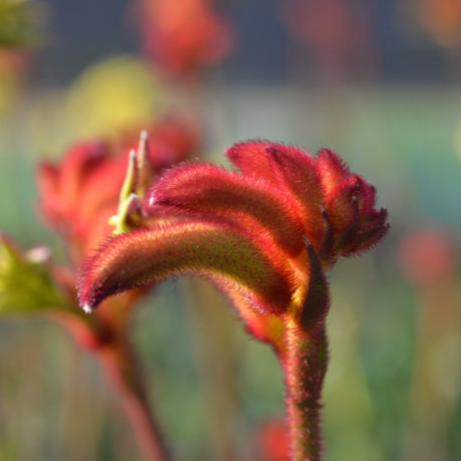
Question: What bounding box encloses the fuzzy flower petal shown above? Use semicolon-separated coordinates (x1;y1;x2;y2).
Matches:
228;141;326;249
146;163;307;255
79;220;294;315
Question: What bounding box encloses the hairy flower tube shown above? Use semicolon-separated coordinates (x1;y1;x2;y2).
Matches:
78;140;389;460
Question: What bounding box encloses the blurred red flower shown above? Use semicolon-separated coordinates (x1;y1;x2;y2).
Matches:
397;228;457;286
135;0;233;77
38;117;199;263
282;0;375;79
255;419;289;461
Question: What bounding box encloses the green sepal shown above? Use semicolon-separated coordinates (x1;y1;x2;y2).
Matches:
110;131;154;234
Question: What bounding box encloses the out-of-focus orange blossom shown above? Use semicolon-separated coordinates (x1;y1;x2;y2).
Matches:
135;0;233;77
404;0;461;47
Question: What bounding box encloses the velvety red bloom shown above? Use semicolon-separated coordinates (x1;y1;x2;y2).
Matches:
77;140;388;459
315;148;388;258
38;140;124;259
136;0;233;76
79;140;388;341
38;117;199;262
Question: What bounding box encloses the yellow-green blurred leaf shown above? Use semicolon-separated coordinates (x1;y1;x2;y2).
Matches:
0;0;41;49
0;236;65;314
67;56;160;138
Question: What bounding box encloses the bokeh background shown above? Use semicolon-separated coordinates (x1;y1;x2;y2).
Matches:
1;1;461;460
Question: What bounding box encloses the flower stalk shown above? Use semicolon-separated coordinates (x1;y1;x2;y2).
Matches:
97;334;171;461
284;320;328;461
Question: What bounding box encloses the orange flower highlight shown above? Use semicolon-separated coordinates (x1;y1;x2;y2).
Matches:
406;0;461;47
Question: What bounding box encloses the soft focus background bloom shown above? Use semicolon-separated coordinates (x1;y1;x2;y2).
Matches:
135;0;233;77
0;1;460;461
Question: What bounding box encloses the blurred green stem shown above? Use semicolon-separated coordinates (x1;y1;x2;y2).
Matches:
99;335;171;461
402;281;461;460
284;320;328;461
184;280;244;461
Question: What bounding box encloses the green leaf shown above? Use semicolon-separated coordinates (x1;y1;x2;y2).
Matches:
0;236;66;314
0;0;41;49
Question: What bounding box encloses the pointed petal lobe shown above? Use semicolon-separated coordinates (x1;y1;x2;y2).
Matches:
267;144;325;248
316;148;350;198
227;140;277;181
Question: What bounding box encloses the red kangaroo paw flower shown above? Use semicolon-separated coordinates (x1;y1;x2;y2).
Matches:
297;240;330;332
78;139;388;461
146;163;306;255
316;148;350;198
346;207;389;254
227;140;279;182
322;172;389;256
265;144;326;248
324;175;362;249
79;220;294;316
58;142;110;210
38;142;128;259
81;139;388;324
38;142;112;235
228;141;326;249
